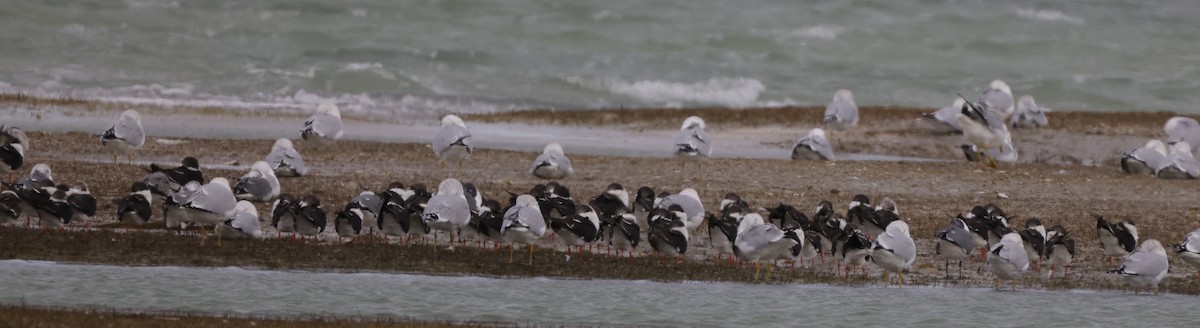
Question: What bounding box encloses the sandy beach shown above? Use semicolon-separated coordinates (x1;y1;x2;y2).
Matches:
2;95;1199;297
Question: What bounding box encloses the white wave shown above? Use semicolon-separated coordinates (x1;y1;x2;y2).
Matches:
752;25;845;42
592;10;623;22
338;62;396;80
570;77;767;108
1016;8;1084;24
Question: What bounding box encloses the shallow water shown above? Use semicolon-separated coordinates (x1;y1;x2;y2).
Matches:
0;260;1192;327
2;0;1198;117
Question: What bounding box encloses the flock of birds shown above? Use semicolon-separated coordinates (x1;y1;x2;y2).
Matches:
0;79;1198;293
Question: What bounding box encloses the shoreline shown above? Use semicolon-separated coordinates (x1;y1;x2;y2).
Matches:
0;304;498;328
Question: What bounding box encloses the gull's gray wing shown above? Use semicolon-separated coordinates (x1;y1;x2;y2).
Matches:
794;131;835;160
673;127;712;157
1118;250;1168;277
1130;146;1167;170
940;224;975;253
993;237;1029;269
530;152;574;175
932;104;963;131
980;88;1013;113
352;192;384;215
233;176;272;199
423;194;471;226
824;97;859;124
116;113;146;147
657;195;703;221
189;183;237;217
878;228;916;263
230;210;261;235
735;223;783;253
502;204;546;236
433;124;472;156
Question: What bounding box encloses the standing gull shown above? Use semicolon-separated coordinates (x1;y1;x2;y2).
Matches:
300;102;344;148
988;233;1029;290
1110;239;1169;295
1120;140;1168;175
1010;95;1049;128
672;116;712;181
163;181;200;231
181;177;238;246
956;95;1011;168
100;109;145;164
1044;225;1075;277
961;136;1018;163
791;128;835;161
422;178;471;243
502;194;547;265
823;89;859;131
920;97;966;133
1174;229;1200;285
265;138;308;177
530;143;574;180
734;216;801;280
936;218;975;277
1094;215;1137;265
870;220;916;287
433;115;473;177
233;161;281;202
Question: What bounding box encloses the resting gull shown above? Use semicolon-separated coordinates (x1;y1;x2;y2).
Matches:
978;79;1015;122
217;201;263;240
791;128;835;161
988;232;1029;290
530;143;574;180
936;218;975;277
956;94;1011;168
300;102;344;148
920;97;966;133
1010;95;1048;128
823;89;859;131
1120;140;1168;175
265;138;308;177
1164;116;1200;151
423;178;471;243
502;194;547;265
233;161;281;202
1174;229;1200;285
182;178;238;246
1155;141;1200;179
733;214;801;280
869;220;916;287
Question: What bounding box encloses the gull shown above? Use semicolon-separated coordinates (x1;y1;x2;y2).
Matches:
1164;116;1200;151
823;89;859;131
100;109;145;164
295;194;327;238
790;128;835;161
961;136;1018;164
869;220;916;287
217;201;263;240
342;191;383;236
920;97;966;133
1121;140;1169;175
265;138;308;177
733;214;801;280
655;188;705;233
608;212;640;257
270;193;297;236
1110;239;1169;295
1155;141;1200;179
1095;215;1138;265
232;161;281;202
1010;95;1048;128
1173;229;1200;285
163;181;200;231
842;223;872;276
116;182;153;225
378;182;414;237
1044;225;1076;277
988;232;1029;290
300;102;344;148
9;164;54;221
65;181;97;225
0;190;21;224
0;127;26;182
502;194;547;265
956;94;1011;168
181;178;238;246
936;217;975;277
432;114;472;177
1017;218;1047;270
978;79;1015;122
423;178;471;244
648;205;690;258
672;116;712;181
530;143;574;179
550;204;601;253
148;156;203;192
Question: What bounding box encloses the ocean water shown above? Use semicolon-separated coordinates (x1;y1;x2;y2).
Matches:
2;0;1199;120
0;260;1193;327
